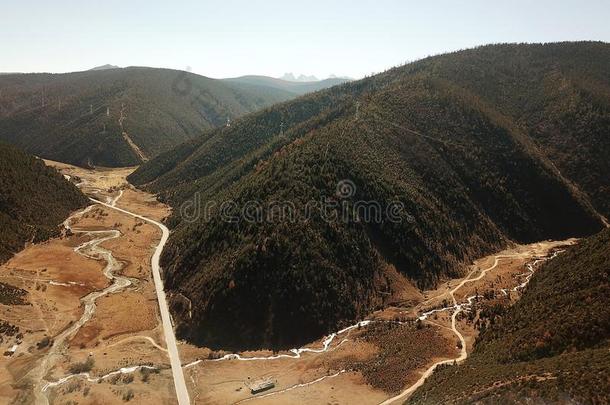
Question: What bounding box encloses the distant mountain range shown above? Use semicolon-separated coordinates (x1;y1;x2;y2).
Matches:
280;72;320;82
279;72;352;82
129;42;610;351
0;68;342;167
222;75;350;96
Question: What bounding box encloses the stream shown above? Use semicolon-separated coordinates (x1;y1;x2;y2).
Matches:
28;194;148;404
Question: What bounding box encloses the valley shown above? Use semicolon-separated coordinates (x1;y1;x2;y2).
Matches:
0;40;608;405
177;239;572;404
0;162;576;404
0;163;177;404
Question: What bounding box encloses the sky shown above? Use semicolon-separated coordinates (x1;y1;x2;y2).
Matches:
2;0;609;79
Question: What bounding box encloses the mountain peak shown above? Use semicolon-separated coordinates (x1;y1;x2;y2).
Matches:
280;72;319;82
89;64;121;71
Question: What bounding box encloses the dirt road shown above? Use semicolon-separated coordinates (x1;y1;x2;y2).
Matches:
379;251;561;405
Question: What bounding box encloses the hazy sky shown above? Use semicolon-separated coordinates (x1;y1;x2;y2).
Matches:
2;0;609;79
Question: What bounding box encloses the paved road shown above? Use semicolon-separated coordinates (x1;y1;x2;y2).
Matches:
92;198;191;405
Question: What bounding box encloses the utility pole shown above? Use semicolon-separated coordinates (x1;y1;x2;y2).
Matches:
106;107;110;117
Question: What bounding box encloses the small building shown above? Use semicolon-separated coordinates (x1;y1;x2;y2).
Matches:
250;378;275;394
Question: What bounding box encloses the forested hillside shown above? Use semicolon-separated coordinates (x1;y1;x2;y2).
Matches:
407;227;610;404
0;142;88;264
129;42;609;350
0;67;297;167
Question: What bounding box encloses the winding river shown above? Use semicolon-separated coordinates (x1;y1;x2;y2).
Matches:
29;194;139;404
177;250;563;404
31;178;565;405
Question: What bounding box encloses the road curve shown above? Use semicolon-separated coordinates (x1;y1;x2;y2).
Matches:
379;255;520;405
91;197;190;405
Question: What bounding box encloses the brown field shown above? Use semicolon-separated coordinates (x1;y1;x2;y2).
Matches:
0;162;176;404
179;238;575;404
45;159;171;223
117;188;171;222
0;234;109;368
178;319;455;404
44;159;136;190
46;367;177;405
71;291;159;349
76;207;162;280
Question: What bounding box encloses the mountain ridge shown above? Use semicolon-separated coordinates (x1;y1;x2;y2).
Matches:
0;67;311;167
222;75;351;96
129;41;609;350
